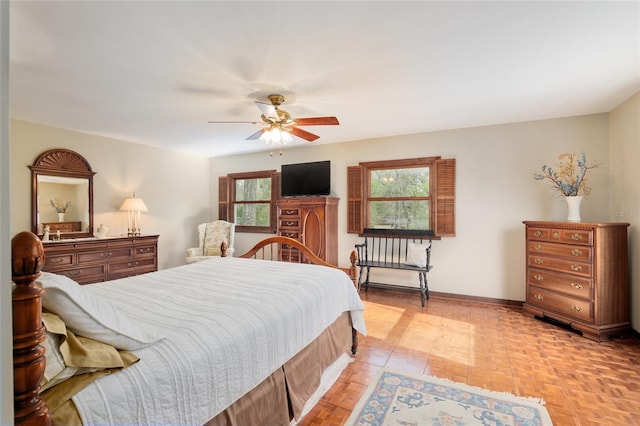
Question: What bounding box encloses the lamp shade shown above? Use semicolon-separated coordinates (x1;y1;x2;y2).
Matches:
119;197;148;212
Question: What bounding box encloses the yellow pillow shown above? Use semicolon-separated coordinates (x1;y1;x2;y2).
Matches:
205;247;222;256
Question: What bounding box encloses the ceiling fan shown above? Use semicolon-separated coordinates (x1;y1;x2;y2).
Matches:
208;94;339;143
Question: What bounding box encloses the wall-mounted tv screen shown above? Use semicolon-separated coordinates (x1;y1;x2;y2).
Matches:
281;160;331;197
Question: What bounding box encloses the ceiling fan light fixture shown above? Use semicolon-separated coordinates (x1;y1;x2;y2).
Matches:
260;126;292;146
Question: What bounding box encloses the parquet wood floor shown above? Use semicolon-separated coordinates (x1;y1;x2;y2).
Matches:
299;288;640;426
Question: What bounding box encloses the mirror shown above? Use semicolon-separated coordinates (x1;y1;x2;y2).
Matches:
30;149;96;238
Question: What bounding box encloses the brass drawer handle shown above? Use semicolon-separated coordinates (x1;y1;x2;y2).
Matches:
534;244;543;251
571;283;582;289
50;258;64;264
553;232;560;239
534;294;544;301
101;252;113;258
572;305;582;312
284;210;296;215
571;249;583;256
571;233;583;240
127;261;139;267
534;274;544;281
284;221;296;226
534;258;543;265
67;270;80;276
138;248;152;253
534;231;543;237
570;264;583;271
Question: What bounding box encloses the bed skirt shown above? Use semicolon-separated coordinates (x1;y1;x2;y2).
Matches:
205;311;353;426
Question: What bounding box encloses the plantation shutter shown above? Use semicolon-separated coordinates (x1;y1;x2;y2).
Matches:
347;165;363;234
218;176;229;221
434;158;456;237
270;172;280;233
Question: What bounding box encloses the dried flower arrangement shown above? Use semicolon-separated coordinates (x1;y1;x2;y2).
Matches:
50;199;71;213
534;152;601;197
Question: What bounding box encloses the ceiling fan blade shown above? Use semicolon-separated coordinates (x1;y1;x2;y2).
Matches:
293;117;339;126
290;127;320;142
255;101;278;120
208;120;261;124
246;128;266;140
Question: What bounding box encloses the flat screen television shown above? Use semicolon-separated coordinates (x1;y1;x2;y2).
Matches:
281;160;331;197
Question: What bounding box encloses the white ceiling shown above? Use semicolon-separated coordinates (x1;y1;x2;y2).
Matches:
9;1;640;158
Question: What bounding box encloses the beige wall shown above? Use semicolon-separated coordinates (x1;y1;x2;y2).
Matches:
610;91;640;329
211;114;613;303
10;120;211;270
1;1;11;421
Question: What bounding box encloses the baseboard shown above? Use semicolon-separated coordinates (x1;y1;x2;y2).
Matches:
429;291;523;308
361;282;523;308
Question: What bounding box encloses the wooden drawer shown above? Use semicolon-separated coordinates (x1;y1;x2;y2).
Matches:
528;286;593;323
135;244;156;258
527;268;592;299
279;208;300;218
58;265;107;284
109;257;157;275
280;251;301;263
77;247;133;264
279;218;300;229
527;227;551;241
527;227;593;246
280;231;300;239
527;255;592;277
553;229;593;245
44;253;75;271
528;241;592;262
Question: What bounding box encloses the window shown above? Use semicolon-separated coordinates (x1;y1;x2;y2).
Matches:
347;157;455;236
219;170;278;233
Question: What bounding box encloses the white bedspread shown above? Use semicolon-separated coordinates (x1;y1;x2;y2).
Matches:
72;257;366;425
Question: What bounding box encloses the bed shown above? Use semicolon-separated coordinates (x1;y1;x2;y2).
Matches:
11;232;366;426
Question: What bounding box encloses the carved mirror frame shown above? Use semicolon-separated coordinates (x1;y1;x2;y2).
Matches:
29;148;96;238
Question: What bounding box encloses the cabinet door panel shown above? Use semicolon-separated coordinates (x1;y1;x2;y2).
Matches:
302;209;324;259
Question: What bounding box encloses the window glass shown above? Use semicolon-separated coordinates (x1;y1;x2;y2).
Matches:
234;203;270;227
368;165;431;230
235;178;272;202
370;167;429;197
227;173;276;232
369;200;430;230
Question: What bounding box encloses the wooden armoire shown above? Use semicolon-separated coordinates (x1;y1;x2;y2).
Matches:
276;196;339;265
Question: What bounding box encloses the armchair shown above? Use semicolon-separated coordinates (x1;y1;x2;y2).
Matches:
185;220;236;264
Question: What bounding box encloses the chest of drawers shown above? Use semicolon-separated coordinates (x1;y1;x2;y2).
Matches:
42;235;159;284
522;221;629;341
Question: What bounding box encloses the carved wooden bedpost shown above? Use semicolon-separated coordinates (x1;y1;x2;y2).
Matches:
11;231;51;426
348;250;358;286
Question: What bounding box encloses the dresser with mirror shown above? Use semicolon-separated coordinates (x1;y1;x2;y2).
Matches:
30;148;158;284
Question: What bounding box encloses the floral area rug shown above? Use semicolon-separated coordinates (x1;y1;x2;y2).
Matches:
345;367;553;426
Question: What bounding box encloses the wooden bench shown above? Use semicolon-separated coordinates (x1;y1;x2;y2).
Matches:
354;228;434;307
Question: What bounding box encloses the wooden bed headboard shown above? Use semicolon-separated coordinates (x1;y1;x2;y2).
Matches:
11;231;359;426
238;235;358;284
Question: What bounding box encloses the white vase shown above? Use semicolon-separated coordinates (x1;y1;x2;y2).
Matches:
95;224;108;239
565;196;583;222
57;212;65;222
